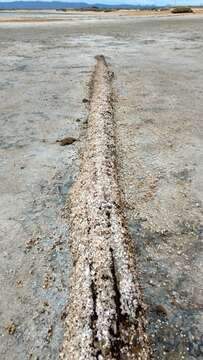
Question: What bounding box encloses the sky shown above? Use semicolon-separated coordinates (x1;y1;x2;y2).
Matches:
84;0;203;3
0;0;202;5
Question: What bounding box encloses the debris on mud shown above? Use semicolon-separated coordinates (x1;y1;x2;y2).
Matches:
16;280;23;288
46;325;53;343
42;274;53;289
5;322;17;335
25;238;40;252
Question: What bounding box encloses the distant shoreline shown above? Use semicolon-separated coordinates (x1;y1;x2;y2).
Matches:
0;1;203;11
1;8;203;24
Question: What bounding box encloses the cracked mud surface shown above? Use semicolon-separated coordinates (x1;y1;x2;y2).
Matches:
0;11;203;360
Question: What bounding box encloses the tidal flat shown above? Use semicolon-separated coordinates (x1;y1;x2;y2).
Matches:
0;11;203;359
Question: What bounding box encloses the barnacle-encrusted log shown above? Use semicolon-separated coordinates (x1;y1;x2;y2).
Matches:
60;55;149;360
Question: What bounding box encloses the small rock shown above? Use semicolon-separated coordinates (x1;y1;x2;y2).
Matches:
156;304;169;317
82;98;89;104
56;137;77;146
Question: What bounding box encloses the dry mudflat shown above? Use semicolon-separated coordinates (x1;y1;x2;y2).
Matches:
0;11;202;360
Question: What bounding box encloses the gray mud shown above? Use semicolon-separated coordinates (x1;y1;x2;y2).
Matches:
0;20;89;359
0;12;202;360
